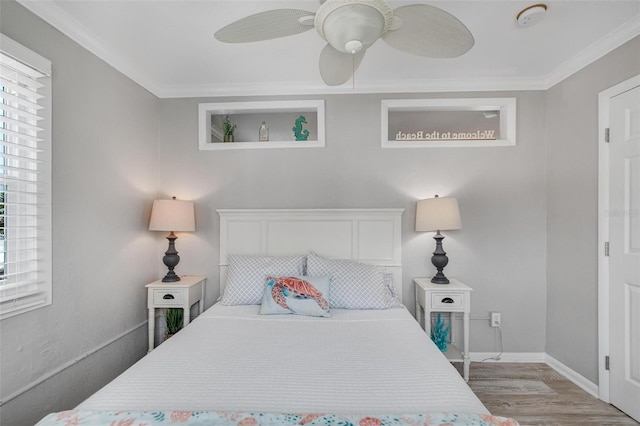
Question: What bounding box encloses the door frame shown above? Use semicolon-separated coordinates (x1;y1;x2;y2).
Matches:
597;74;640;403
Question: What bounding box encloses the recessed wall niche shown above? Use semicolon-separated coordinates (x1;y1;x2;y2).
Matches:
381;98;516;148
198;100;325;150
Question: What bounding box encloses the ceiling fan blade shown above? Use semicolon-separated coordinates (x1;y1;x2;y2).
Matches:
318;44;365;86
382;4;474;58
215;9;315;43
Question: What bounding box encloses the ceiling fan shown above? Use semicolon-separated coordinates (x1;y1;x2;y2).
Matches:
214;0;475;86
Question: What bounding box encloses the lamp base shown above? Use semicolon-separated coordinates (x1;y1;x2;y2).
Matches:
430;273;450;285
430;231;450;284
162;271;181;283
161;232;181;282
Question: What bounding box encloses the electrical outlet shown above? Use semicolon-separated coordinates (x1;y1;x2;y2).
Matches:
490;312;501;327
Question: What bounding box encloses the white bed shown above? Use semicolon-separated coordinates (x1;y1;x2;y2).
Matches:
37;209;518;426
78;304;486;414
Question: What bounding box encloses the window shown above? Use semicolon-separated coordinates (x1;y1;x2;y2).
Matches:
0;34;52;319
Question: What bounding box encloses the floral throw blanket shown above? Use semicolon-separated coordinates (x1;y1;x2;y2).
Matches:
36;410;519;426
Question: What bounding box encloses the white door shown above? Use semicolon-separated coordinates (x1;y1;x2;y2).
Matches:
609;84;640;422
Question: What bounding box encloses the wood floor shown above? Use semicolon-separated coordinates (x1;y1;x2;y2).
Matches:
464;363;639;426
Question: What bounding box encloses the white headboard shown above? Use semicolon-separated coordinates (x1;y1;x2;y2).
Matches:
217;209;405;302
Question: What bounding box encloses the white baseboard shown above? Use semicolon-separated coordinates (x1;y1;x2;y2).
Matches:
470;352;547;363
545;354;599;398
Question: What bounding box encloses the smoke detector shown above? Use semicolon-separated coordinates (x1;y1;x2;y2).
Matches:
517;4;547;27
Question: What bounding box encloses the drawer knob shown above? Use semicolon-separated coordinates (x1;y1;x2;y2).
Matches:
163;294;175;300
441;297;454;303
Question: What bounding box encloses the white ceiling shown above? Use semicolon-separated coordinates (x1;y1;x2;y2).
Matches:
17;0;640;98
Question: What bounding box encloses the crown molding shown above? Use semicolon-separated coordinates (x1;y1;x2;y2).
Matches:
155;76;547;98
17;0;162;96
543;15;640;90
18;0;640;98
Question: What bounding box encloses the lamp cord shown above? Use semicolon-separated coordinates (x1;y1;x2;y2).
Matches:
481;325;503;362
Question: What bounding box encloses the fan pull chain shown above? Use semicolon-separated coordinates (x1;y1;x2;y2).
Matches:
352;53;355;91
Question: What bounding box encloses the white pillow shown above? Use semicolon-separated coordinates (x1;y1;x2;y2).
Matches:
221;254;306;305
306;252;402;309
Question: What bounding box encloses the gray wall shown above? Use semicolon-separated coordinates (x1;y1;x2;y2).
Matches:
158;91;548;355
545;36;640;384
0;2;160;425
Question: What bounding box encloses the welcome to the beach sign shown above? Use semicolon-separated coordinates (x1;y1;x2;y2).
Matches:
395;130;497;141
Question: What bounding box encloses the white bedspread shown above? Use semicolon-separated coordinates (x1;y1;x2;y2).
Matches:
79;304;488;415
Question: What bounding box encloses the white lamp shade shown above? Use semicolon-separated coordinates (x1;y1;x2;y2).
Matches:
415;197;462;232
149;199;195;232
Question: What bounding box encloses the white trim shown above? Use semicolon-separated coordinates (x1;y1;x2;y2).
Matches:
546;354;599;398
545;16;640;89
0;320;146;406
0;34;51;76
15;0;161;96
469;352;546;363
597;74;640;403
158;77;548;99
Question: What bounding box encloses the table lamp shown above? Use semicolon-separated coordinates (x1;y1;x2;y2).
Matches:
415;195;462;284
149;197;195;282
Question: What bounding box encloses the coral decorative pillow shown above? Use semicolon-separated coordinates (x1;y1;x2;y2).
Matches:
260;276;331;318
221;254;306;305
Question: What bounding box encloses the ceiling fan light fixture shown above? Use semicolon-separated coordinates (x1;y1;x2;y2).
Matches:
316;0;393;53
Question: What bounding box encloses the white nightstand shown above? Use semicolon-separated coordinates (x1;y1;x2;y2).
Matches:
146;275;206;352
414;277;472;381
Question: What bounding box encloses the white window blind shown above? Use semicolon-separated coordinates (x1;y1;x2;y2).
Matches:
0;34;52;320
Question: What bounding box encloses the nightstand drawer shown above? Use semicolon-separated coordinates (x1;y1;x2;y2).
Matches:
431;292;464;310
152;289;184;306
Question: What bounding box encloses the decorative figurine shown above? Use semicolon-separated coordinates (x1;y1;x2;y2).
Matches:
292;115;310;141
259;121;269;141
222;115;236;142
431;313;450;352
